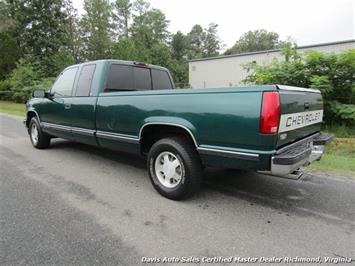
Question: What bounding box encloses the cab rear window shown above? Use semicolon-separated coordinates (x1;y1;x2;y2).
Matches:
105;64;172;92
134;67;152;90
152;69;172;90
105;64;133;92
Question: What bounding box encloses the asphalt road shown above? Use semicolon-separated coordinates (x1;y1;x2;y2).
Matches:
0;113;354;265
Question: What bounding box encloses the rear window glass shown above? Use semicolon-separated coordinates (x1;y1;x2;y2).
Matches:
134;67;152;90
76;64;96;96
152;69;172;90
105;64;133;92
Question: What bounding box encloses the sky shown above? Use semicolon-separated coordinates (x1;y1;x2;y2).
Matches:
72;0;355;49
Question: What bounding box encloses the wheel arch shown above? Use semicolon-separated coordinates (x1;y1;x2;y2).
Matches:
139;121;199;154
26;109;40;128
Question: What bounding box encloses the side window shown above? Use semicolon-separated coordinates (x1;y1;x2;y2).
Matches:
134;67;152;90
152;69;173;90
105;64;133;92
76;64;96;96
51;67;78;97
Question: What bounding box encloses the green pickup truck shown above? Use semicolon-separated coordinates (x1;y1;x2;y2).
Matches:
25;59;333;199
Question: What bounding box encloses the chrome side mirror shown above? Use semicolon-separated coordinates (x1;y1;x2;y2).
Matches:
32;90;46;98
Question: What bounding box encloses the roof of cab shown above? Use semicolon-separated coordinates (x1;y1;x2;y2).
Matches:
65;59;169;72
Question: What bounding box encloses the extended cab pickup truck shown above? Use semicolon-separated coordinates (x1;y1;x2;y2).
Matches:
25;59;333;199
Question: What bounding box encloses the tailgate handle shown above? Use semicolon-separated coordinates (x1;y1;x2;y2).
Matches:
304;102;310;110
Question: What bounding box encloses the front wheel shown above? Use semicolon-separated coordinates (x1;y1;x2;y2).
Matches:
28;117;51;149
147;136;203;200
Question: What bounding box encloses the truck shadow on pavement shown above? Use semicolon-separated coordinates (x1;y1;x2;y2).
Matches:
50;139;355;227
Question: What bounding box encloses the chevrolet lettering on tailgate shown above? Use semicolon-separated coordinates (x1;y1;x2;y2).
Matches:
279;110;323;133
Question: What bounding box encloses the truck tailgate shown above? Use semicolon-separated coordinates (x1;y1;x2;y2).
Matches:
276;85;323;148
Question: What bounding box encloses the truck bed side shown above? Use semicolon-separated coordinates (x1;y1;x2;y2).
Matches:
95;86;278;170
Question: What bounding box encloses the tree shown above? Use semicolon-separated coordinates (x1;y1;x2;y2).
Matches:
281;41;300;62
133;0;150;16
0;1;20;79
7;0;71;76
225;29;282;55
80;0;113;60
131;8;169;44
113;0;132;38
62;0;82;64
185;23;221;59
7;57;54;102
0;0;16;33
186;24;205;59
171;31;187;60
0;32;20;79
111;37;137;60
203;23;221;57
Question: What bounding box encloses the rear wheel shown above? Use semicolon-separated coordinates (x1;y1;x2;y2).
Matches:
147;136;203;200
29;117;51;149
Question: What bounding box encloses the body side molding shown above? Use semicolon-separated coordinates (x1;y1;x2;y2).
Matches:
197;147;259;161
96;131;139;143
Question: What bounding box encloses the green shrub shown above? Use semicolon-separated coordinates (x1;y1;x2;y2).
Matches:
10;77;54;103
243;47;355;126
0;79;12;101
2;58;54;103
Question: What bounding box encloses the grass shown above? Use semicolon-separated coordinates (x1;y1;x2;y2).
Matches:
322;124;355;138
0;100;353;176
310;138;355;176
0;100;26;117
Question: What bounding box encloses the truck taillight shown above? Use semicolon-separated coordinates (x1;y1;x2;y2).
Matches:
260;91;280;134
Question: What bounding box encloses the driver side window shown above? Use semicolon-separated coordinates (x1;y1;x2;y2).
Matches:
51;67;78;97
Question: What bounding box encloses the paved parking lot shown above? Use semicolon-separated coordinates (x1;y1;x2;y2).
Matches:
1;114;354;265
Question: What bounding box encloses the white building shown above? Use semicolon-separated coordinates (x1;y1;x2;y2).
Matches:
188;39;355;89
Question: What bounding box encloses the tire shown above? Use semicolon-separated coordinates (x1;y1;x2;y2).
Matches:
28;117;51;149
147;136;203;200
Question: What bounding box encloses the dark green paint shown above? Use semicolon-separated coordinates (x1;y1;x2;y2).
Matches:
277;90;323;147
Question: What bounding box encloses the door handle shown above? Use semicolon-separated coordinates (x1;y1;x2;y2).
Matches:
65;103;71;109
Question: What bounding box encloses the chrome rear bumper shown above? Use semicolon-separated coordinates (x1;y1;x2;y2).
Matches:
269;133;333;178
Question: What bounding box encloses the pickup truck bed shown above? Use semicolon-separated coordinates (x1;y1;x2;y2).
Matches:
25;59;333;199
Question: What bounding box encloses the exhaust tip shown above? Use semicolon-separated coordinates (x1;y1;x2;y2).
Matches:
286;169;304;180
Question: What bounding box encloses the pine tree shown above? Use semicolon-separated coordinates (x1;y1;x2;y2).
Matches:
113;0;132;38
80;0;113;60
7;0;71;76
203;23;221;57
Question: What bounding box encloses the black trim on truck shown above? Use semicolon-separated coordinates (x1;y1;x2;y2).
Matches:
273;144;311;165
276;132;319;154
313;133;334;145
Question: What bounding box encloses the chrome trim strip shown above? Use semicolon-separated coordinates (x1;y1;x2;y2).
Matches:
139;122;198;147
276;132;320;155
96;131;139;143
42;122;95;137
197;147;259;161
276;85;321;94
42;122;71;132
72;127;95;136
42;122;139;142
